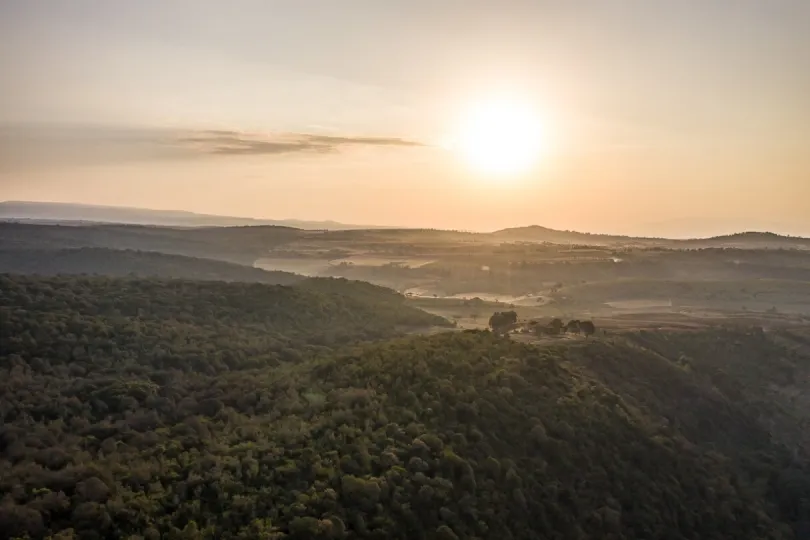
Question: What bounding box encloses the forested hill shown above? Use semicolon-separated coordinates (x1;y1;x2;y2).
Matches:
2;273;810;538
0;223;304;265
0;275;450;367
0;248;303;285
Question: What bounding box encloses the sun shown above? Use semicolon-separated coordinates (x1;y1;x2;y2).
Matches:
452;98;547;176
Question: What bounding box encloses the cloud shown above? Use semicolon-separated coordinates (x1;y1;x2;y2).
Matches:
303;134;424;147
179;130;424;156
0;124;428;171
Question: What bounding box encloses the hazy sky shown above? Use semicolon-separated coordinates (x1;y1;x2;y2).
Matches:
1;0;809;236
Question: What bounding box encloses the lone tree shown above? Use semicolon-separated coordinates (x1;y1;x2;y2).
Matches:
548;318;564;335
489;311;518;334
580;320;596;337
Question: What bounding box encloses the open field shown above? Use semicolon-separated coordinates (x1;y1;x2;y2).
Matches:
254;257;333;276
408;293;810;336
330;256;436;267
256;255;437;276
553;278;810;316
407;296;562;330
606;299;673;309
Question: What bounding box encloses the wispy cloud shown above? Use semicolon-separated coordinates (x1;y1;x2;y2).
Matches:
179;129;424;156
0;124;428;170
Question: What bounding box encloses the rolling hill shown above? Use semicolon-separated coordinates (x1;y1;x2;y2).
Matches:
0;222;305;265
3;202;809;251
3;213;810;266
1;275;809;538
492;225;810;249
0;248;303;284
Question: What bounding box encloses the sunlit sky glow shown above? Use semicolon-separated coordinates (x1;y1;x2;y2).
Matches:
1;0;808;236
453;97;549;177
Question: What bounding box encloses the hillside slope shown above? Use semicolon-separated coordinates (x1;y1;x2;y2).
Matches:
0;248;302;284
557;331;810;532
2;277;809;538
0;223;304;265
0;275;449;366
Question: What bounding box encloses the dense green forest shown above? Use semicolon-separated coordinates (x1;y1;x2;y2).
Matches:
0;275;448;368
0;249;302;285
2;274;810;538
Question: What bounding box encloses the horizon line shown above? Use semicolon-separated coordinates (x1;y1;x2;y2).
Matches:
1;200;809;242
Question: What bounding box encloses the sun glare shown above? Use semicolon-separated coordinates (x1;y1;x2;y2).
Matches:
454;98;547;176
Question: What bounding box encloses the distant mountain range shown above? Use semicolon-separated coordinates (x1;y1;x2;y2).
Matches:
491;225;647;244
0;201;391;230
490;225;810;249
2;201;809;249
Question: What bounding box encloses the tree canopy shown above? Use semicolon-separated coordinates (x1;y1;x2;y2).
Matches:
1;274;808;539
487;311;517;334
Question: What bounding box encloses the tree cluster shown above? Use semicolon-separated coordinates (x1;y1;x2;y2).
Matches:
487;312;517;334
